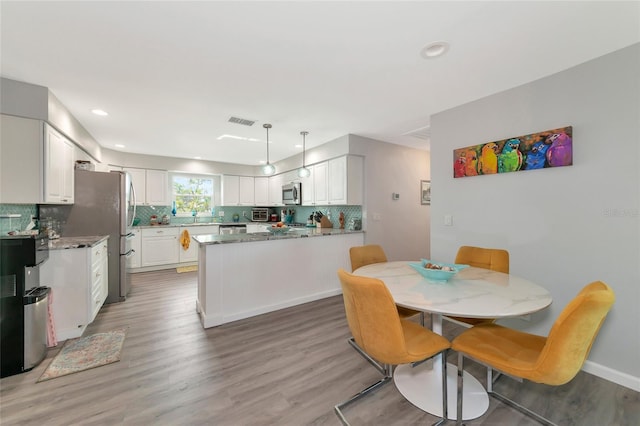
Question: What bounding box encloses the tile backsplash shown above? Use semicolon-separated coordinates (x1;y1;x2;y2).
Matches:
1;203;362;232
134;205;362;228
0;204;37;234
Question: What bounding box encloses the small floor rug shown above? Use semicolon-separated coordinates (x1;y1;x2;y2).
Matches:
37;328;126;382
176;265;198;273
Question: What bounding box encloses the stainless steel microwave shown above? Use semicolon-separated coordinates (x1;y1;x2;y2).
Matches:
282;182;301;205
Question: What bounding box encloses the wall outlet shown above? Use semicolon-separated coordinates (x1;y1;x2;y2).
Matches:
218;211;224;217
444;214;453;226
372;213;381;221
242;211;247;218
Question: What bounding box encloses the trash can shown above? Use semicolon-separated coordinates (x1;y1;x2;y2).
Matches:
23;286;50;371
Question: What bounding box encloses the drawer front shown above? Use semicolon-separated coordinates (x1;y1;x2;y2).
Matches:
142;227;180;237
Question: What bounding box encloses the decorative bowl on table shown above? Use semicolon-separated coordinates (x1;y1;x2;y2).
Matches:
408;259;469;282
267;225;290;235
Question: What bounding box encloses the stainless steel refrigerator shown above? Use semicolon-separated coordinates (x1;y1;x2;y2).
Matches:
39;170;136;303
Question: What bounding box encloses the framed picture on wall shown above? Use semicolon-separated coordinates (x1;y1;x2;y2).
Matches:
421;180;431;205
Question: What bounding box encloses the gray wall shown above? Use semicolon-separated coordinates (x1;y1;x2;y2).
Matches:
430;44;639;390
349;135;431;261
0;77;103;161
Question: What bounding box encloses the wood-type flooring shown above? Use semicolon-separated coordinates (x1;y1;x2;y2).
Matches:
1;269;638;425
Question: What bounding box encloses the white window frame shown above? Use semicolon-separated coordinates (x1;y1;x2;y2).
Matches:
171;173;215;217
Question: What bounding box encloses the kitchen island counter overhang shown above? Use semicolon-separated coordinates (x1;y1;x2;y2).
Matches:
194;229;364;328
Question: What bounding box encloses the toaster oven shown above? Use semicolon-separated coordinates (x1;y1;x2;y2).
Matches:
251;208;270;222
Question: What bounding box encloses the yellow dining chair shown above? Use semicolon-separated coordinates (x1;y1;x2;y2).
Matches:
335;269;451;426
349;245;424;322
452;281;615;426
445;245;510;327
349;245;425;369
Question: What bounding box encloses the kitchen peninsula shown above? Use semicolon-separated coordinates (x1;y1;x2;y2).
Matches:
194;228;363;328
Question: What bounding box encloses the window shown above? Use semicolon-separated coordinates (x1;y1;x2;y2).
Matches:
172;174;214;215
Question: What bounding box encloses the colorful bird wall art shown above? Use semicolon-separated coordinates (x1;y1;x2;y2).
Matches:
453;126;572;178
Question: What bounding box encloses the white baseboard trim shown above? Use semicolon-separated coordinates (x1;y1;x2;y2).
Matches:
582;360;640;392
221;289;343;325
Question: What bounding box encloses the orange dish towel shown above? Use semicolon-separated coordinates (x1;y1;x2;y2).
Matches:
180;229;190;250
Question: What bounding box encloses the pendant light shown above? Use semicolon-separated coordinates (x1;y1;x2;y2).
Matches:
297;131;311;178
262;123;275;175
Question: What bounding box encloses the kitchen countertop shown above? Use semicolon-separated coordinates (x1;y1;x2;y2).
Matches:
135;221;262;229
48;235;109;250
193;228;363;245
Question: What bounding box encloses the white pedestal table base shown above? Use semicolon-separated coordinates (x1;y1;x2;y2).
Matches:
394;361;489;420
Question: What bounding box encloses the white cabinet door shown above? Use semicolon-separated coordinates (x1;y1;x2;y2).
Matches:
146;169;169;205
125;168;147;205
300;166;314;205
43;123;75;204
128;229;142;269
268;174;283;206
124;168;169;206
221;175;240;206
141;228;180;266
246;224;269;233
254;177;269;206
313;161;329;205
89;241;109;322
239;176;255;205
178;225;218;263
41;242;108;340
328;155;363;205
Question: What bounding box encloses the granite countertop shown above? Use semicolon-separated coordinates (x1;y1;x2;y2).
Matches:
193;228;363;245
135;221;255;229
47;235;109;250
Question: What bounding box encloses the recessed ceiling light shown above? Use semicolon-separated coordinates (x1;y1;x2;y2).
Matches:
115;144;125;148
420;41;449;59
295;144;302;148
194;156;202;160
91;109;109;116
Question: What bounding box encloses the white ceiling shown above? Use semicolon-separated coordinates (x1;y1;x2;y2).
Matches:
1;1;639;166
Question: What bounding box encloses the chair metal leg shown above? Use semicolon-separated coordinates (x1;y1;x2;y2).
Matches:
334;363;393;426
432;349;449;426
488;390;558;426
456;352;465;426
347;337;386;375
458;353;558;426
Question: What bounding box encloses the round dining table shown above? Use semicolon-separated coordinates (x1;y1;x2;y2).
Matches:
352;261;553;420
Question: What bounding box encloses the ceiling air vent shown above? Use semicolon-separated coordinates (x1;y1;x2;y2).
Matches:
403;125;431;141
228;116;255;126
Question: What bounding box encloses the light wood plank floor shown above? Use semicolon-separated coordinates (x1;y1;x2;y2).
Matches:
1;270;638;425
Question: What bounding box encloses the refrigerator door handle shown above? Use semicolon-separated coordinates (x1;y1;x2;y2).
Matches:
123;249;135;258
124;232;136;240
129;177;137;228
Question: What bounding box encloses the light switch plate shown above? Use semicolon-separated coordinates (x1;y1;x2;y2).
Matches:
444;214;453;226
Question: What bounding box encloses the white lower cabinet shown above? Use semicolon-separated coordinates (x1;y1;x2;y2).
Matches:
141;227;180;267
178;225;219;263
246;224;269;233
41;240;109;340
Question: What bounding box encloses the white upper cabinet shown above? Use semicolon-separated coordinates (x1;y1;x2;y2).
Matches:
146;169;169;205
125;168;169;206
300;167;314;206
313;161;329;205
238;176;255;205
268;173;283;206
328;155;363;205
254;177;269;206
43;123;75;204
125;168;147;205
221;175;239;206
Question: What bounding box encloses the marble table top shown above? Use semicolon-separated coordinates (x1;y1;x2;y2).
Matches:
353;261;553;319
